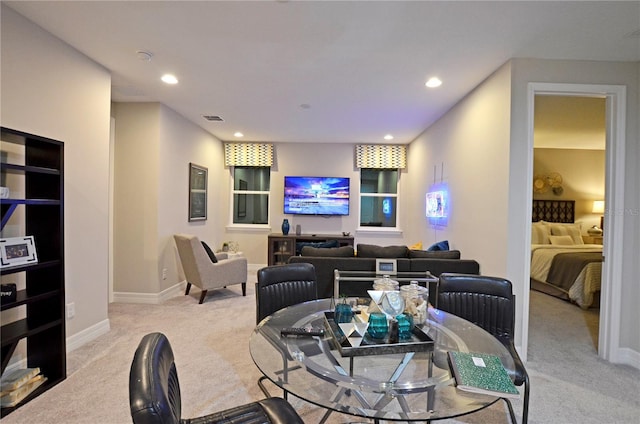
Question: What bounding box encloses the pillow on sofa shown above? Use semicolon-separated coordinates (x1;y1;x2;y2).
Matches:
201;241;218;263
409;241;423;250
300;245;355;257
427;240;449;251
356;244;410;258
409;249;461;259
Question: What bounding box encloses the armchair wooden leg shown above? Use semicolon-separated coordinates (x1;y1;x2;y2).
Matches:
242;282;247;296
185;282;192;295
198;290;208;304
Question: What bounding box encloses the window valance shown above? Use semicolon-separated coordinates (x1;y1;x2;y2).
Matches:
355;144;407;169
224;143;273;167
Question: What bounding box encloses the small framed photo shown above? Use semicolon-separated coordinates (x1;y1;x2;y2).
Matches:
376;258;397;275
0;236;38;269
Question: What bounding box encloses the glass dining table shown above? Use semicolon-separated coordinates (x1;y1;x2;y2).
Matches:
249;298;517;423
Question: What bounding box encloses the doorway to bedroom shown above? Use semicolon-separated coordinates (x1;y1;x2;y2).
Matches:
530;94;606;352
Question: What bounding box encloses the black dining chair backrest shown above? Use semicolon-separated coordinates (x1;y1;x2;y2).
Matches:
256;263;318;325
437;273;529;424
129;332;304;424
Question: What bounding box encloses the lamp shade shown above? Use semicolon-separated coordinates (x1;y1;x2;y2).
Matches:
592;200;605;214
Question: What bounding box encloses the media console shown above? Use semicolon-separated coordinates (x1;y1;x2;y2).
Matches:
267;233;354;266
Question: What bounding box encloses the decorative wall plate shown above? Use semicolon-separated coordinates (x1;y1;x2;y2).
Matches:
533;175;548;193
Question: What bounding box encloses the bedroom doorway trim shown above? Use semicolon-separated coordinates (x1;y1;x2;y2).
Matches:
525;82;626;363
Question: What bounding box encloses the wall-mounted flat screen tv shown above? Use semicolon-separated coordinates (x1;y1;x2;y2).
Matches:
284;176;350;216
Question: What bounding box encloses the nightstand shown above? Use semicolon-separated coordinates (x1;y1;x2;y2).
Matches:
582;235;603;245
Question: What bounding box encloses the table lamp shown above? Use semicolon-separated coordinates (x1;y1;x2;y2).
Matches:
592;200;605;232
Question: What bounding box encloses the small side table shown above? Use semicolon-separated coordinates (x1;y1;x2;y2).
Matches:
582;235;603;245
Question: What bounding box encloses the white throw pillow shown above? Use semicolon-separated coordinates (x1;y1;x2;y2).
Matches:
550;223;583;245
531;221;551;244
549;235;575;245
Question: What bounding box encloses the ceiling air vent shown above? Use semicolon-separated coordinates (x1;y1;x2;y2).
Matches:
202;115;224;122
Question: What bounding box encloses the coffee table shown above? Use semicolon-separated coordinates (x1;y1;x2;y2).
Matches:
250;299;517;423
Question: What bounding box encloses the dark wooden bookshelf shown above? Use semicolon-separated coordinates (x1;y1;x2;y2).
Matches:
0;127;65;417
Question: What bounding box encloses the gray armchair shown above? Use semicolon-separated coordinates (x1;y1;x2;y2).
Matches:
173;234;248;304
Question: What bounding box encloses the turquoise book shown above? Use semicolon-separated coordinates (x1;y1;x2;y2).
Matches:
448;351;520;399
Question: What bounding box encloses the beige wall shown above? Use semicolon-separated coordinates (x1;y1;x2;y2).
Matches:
533;148;605;231
406;62;513;276
223;142;409;266
112;103;225;298
112;103;161;294
157;105;227;291
407;58;640;363
1;6;111;349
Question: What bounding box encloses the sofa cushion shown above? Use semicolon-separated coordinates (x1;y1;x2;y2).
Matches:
356;244;410;258
300;245;355;257
295;239;339;255
409;258;480;276
427;240;450;251
409;249;461;259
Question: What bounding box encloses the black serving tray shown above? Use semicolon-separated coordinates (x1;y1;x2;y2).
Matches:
323;312;434;357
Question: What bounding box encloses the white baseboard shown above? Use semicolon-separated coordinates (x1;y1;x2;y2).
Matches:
112;282;184;304
249;263;264;276
67;318;111;352
112;264;262;305
615;346;640;370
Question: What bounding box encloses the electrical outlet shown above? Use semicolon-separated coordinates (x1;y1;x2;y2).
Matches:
66;302;75;319
162;268;167;280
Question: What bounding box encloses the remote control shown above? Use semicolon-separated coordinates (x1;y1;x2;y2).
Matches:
280;327;324;337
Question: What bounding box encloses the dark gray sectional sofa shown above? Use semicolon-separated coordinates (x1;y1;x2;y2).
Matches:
288;243;480;299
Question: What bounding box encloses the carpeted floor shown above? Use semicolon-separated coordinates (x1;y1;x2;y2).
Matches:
2;282;639;424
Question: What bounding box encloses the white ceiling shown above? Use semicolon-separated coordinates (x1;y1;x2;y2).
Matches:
5;1;640;145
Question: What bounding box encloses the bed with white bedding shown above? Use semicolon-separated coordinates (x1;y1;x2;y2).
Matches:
530;244;603;309
530;200;603;309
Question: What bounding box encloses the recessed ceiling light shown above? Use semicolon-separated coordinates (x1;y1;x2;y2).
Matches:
384;134;394;140
425;77;442;88
161;74;178;84
234;132;244;138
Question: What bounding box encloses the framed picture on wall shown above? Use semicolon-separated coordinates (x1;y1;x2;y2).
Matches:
189;163;207;221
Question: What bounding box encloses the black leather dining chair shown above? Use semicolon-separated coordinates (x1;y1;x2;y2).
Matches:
255;263;318;397
256;262;318;325
129;332;304;424
437;273;530;424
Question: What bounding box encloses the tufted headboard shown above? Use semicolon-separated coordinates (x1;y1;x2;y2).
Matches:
532;199;575;223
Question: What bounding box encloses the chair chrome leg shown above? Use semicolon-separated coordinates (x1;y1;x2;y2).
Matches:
505;398;518;424
258;375;272;397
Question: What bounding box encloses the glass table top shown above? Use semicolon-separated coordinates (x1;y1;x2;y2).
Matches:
249;298;516;422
